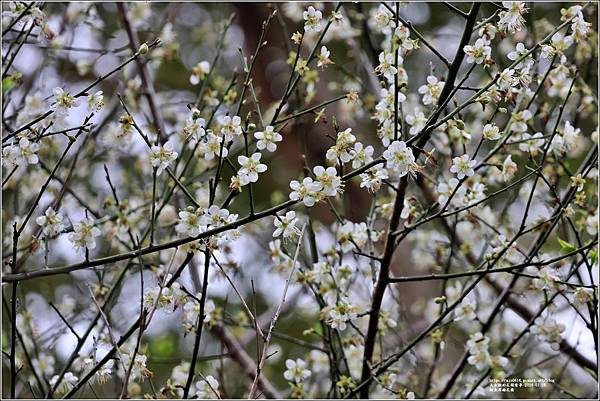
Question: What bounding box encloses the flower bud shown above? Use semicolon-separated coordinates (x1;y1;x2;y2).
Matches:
138;42;149;55
434;296;446;304
191;107;201;120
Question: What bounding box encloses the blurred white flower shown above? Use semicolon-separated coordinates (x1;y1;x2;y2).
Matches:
190;61;210;85
11;137;40;166
68;217;101;253
49;371;78;394
195;375;220;399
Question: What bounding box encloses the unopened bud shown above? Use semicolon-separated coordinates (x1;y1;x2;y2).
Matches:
247;123;257;133
191;107;201;120
138;42;149;55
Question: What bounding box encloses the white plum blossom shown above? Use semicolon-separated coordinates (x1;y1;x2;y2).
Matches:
466;332;491;369
550;121;580;156
195;375;220;399
314;165;342;197
16;91;46;126
483;123;501;140
190;61;210;85
49;371;78;394
518;132;545;155
572;287;594;306
51;87;80;117
175;207;202;237
350;142;374;168
455;298;477;320
118;349;150;382
450;154;476;179
200;205;233;228
393;24;414;53
10;137;40;166
87;90;104;112
289;177;323;207
510;109;532;133
237;152;267;185
498;1;527;34
406;111;427;136
531;317;566;351
323;298;359;331
68;217;101;252
360;165;389;192
326;128;356;164
437;178;467;207
150;141;178;175
336;221;357;253
33;354;56;377
183;116;206;145
317;46;333;68
254;125;282;152
562;121;581;148
309;350;329;374
303;6;322;33
540;44;556;59
284;358;311;383
501;155;518;182
36;207;65;237
375;51;399;82
463;38;491;64
273;211;300;239
507;42;533;70
551;32;574;54
371;4;395;34
4;5;596;396
182;298;217;332
219;115;242;141
383;140;415;177
199;130;227;161
467;181;487;205
531;267;563;292
497;68;518;90
571;14;591;42
418;75;444;106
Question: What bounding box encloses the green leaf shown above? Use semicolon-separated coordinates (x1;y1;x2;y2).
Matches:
2;72;22;97
557;237;576;253
590;249;597;265
2;77;15;97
